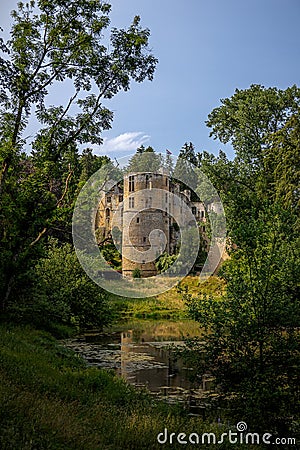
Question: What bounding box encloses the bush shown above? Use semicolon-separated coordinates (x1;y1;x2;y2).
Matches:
155;252;177;273
10;240;112;331
132;268;141;278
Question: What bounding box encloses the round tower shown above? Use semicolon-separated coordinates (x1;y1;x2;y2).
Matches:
122;171;170;277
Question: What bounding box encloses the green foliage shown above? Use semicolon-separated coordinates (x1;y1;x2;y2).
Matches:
206;84;300;166
109;276;225;320
132;267;141;278
155;252;177;273
101;242;122;271
126;146;163;173
264;113;300;209
1;324;257;450
177;226;207;274
0;0;157;315
78;148;111;186
186;220;300;431
177;142;199;166
36;240;112;330
173;142;199;191
183;84;300;434
8;240;112;331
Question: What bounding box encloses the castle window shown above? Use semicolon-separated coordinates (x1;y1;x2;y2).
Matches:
145;174;150;188
136;217;140;223
143;237;146;243
106;196;111;203
201;210;204;218
119;195;123;202
129;197;134;208
105;208;110;218
192;206;196;215
129;175;135;192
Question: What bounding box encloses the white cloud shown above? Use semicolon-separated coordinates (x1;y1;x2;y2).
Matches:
94;132;150;154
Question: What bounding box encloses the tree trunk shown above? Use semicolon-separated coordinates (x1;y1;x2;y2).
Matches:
1;274;14;312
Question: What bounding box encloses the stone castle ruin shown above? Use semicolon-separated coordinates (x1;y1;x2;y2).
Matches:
96;170;208;278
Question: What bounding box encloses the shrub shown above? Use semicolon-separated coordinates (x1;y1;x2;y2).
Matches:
10;239;112;331
132;268;141;278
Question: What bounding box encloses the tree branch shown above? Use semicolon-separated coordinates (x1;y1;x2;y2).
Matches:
29;15;51;82
0;160;8;195
29;227;47;247
97;232;112;247
61;76;116;149
48;90;79;146
56;164;73;207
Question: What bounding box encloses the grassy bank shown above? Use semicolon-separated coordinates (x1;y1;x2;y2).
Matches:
110;276;225;321
0;323;257;449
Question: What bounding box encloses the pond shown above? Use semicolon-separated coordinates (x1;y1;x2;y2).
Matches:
64;320;215;409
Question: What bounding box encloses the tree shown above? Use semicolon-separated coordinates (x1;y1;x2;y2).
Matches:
0;0;157;312
264;113;300;210
163;150;174;175
201;85;300;247
126;146;163;173
173;142;199;191
184;85;300;434
177;142;198;166
206;84;300;168
186;206;300;432
79;149;110;185
30;240;112;330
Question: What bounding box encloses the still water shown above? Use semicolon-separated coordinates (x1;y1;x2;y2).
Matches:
64;320;213;401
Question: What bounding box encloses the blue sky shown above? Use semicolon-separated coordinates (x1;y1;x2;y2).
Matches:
1;0;300;160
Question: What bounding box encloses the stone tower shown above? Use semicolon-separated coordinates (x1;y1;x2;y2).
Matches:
122;171;170;277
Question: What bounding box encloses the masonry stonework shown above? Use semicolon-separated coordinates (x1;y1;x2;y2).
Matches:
96;171;207;278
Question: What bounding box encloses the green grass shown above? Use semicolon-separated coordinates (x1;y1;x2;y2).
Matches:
109;275;226;320
0;323;258;449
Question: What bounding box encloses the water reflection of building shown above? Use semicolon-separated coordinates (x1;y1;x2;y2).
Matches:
120;330;133;378
119;329;191;393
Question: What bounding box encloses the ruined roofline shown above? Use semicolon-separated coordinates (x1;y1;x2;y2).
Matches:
123;168;170;177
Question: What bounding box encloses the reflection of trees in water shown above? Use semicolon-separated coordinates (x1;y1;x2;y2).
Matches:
119;328;192;392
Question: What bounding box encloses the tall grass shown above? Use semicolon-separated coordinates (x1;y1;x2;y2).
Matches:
110;275;225;320
0;324;258;449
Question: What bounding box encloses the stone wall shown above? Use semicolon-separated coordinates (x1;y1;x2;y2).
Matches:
122;172;169;277
96;171;208;278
